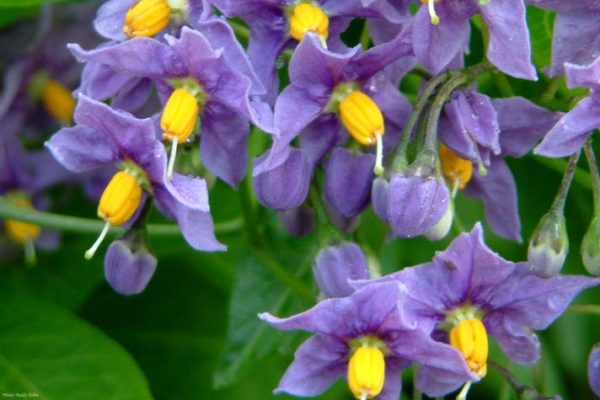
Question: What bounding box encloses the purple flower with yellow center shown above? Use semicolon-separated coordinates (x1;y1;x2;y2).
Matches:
69;26;272;187
439;92;561;241
95;0;211;41
253;32;412;212
46;94;225;259
411;0;537;80
356;224;599;397
212;0;404;102
535;57;600;157
260;281;474;400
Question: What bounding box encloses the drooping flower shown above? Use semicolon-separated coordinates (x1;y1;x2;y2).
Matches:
104;237;157;296
254;32;412;212
69;26;272;187
46;94;225;259
211;0;404;102
439;92;561;241
312;242;370;299
355;223;599;397
535;57;600;157
260;281;475;400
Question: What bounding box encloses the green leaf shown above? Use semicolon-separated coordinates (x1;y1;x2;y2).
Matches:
0;7;38;29
0;295;153;399
213;245;315;388
0;0;80;8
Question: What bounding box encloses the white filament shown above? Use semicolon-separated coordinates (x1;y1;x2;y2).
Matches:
167;139;178;181
374;133;384;176
428;0;440;25
85;221;111;260
456;381;472;400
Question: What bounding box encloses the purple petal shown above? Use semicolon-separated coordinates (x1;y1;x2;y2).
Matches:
200;103;249;188
493;97;562;158
479;0;537;80
371;176;390;223
104;239;157;296
534;96;600;157
299;114;342;166
279;206;316;237
45;125;119;173
464;157;522;242
324;149;374;218
246;22;286;104
253;148;312;210
68;39;186;80
259;281;410;339
93;0;134;41
274;335;347;397
565;57;600;90
550;11;600;76
312;243;369;298
483;311;541;364
412;4;471;75
377;359;405;400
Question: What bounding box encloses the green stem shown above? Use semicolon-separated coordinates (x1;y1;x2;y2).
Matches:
583;138;600;215
568;304;600;316
539;76;562;106
239;177;263;247
392;72;449;171
229;19;250;40
359;20;370;50
0;198;242;236
549;151;580;212
534;156;593;191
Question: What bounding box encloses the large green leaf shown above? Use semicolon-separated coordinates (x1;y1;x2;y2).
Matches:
0;295;153;399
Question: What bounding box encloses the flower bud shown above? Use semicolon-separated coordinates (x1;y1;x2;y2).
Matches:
279;206;315;237
425;203;453;241
105;238;157;295
123;0;172;38
289;3;329;44
528;211;568;278
348;346;385;399
582;214;600;276
588;344;600;397
449;318;488;378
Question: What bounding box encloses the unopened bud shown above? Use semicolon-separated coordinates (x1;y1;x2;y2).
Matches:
425;202;453;241
582;214;600;276
528;211;568;278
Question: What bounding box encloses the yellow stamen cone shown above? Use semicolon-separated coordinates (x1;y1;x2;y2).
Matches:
348;346;385;400
123;0;172;38
440;143;473;195
40;79;75;125
449;318;488;378
5;197;41;245
289;3;329;45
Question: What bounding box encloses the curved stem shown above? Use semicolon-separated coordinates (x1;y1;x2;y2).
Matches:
0;198;243;236
583;138;600;215
550;151;580;212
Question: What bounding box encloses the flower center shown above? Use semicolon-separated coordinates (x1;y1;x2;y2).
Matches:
123;0;173;38
289;3;329;47
420;0;441;25
339;90;386;176
450;318;488;378
161;82;205;180
85;170;143;260
439;143;473;196
347;345;386;400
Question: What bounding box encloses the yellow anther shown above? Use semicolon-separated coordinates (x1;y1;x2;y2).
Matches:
348;346;385;400
289;3;329;45
161;88;199;144
440;144;473;194
339;91;386;175
40;79;75;125
421;0;441;25
449;318;488;378
98;171;143;227
5;197;41;245
123;0;172;38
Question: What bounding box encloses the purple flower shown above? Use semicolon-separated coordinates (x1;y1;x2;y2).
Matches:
412;0;536;80
260;281;473;400
589;344;600;397
440;94;561;241
212;0;404;102
356;223;599;396
312;242;370;298
46;94;225;253
69;26;272;187
104;239;158;295
535;57;600;157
